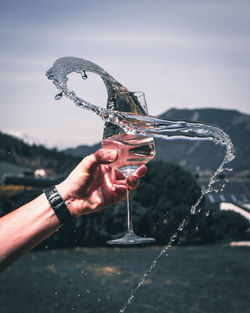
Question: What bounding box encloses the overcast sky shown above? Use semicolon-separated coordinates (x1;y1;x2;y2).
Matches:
0;0;249;149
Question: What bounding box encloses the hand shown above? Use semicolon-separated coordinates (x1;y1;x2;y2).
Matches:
56;149;146;217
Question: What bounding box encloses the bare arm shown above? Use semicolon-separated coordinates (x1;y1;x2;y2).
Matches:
0;193;61;272
0;149;146;272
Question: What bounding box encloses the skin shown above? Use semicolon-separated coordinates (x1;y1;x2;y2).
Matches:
0;149;146;272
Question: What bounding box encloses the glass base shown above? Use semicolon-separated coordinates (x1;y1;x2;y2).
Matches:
106;231;155;245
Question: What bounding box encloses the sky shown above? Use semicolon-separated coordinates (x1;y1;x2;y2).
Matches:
0;0;249;149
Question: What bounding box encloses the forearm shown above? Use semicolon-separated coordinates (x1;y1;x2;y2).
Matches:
0;193;61;272
0;149;143;272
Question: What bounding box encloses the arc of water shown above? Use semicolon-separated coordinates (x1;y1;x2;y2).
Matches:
46;57;235;164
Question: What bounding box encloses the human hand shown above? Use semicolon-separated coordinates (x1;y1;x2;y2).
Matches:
56;149;146;217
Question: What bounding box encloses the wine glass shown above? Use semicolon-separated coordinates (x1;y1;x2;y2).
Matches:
102;91;156;244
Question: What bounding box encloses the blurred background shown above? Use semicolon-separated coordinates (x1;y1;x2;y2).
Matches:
0;1;250;312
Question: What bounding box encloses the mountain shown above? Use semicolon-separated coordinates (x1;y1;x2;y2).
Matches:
156;108;250;173
64;108;250;173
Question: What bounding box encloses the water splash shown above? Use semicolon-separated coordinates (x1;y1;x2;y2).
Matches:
46;57;236;312
46;57;235;164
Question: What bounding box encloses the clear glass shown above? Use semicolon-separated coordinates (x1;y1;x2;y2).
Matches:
103;91;156;245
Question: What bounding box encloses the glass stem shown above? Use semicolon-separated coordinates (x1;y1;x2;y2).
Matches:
127;188;134;234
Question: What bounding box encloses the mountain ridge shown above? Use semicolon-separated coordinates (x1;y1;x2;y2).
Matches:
64;108;250;173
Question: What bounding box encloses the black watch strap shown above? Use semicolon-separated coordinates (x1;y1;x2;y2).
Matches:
44;186;76;227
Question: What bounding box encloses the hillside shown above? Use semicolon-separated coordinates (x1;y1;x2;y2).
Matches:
64;108;250;173
64;142;101;158
0;131;80;176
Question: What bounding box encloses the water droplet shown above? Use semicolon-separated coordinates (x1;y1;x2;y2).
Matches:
151;260;157;269
86;289;90;294
138;279;145;287
178;221;185;231
97;298;101;302
46;71;54;80
55;92;63;100
190;206;196;214
206;211;210;217
224;167;233;172
170;233;178;242
109;101;115;109
220;184;226;191
127;295;134;304
81;70;88;80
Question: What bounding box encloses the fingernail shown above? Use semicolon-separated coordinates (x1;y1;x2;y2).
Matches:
126;175;138;188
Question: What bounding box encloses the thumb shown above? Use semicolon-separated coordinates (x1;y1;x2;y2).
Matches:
82;149;118;173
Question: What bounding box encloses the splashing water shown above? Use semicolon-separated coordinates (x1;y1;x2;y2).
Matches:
46;57;236;312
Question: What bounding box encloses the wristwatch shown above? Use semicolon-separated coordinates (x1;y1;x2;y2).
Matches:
44;186;76;228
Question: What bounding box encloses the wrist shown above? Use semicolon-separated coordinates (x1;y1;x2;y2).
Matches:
55;183;89;218
55;183;75;215
44;186;77;227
